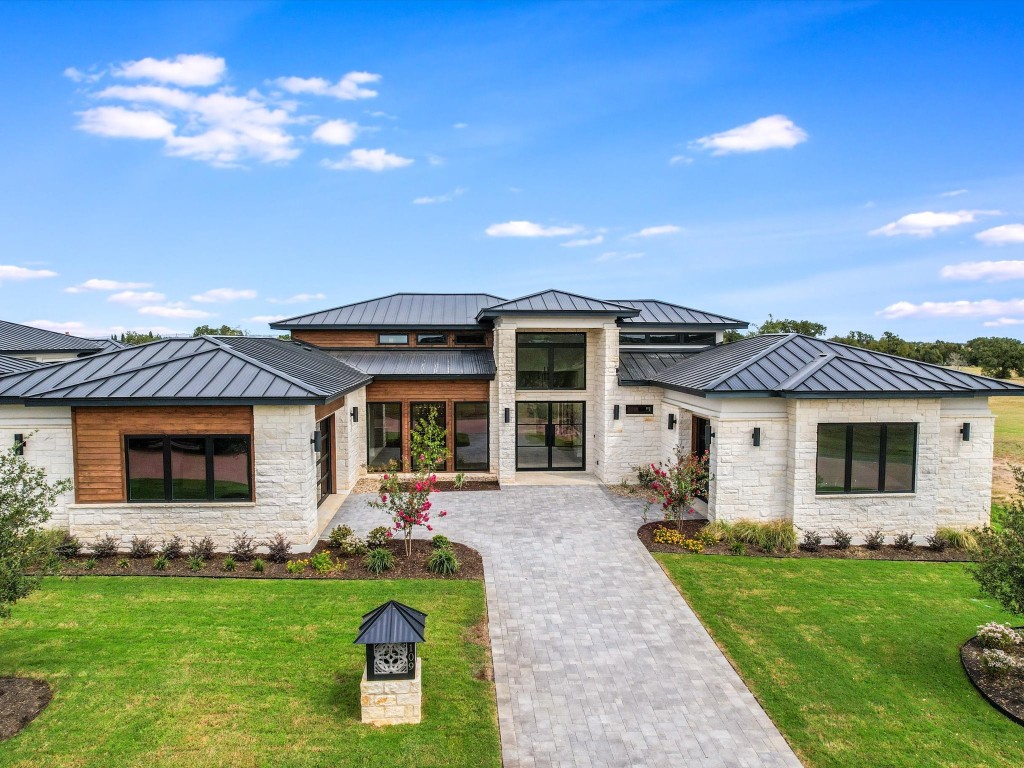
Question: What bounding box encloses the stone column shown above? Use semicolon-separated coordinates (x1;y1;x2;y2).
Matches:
360;660;422;725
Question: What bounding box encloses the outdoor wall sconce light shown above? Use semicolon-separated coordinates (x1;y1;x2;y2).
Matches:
704;424;715;445
667;413;677;430
13;434;25;455
311;430;324;454
356;600;426;725
351;406;359;423
504;408;510;423
752;427;761;447
613;405;620;420
961;422;971;441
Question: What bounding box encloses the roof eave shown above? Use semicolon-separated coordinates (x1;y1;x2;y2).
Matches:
20;396;332;408
272;323;488;331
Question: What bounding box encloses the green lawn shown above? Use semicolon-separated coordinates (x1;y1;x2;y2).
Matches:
657;555;1024;768
0;577;499;768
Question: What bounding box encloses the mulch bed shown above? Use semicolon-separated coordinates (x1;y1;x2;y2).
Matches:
0;678;51;742
351;477;500;493
961;630;1024;726
59;539;483;580
638;520;976;562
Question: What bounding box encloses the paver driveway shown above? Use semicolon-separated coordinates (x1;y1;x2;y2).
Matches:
328;486;802;768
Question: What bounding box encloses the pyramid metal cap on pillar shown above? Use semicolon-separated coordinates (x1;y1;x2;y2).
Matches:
355;600;427;681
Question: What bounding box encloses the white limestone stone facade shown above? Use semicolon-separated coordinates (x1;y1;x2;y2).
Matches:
360;660;422;726
67;404;323;552
0;404;75;528
333;389;366;492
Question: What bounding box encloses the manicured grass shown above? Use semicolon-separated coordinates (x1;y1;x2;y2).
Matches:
0;577;499;768
657;555;1024;768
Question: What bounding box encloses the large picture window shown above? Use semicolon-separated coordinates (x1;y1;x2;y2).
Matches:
411;401;446;471
125;435;252;502
815;423;917;494
516;333;586;390
455;402;489;471
367;402;402;470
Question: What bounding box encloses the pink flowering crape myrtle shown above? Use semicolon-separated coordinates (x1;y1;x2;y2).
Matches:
368;467;449;557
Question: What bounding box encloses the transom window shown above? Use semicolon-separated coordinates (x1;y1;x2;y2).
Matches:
454;332;486;345
378;333;409;345
516;333;586;390
815;423;917;494
125;435;252;502
416;332;448;345
619;332;716;346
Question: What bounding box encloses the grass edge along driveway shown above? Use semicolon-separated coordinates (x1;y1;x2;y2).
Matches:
656;554;1024;768
0;577;500;768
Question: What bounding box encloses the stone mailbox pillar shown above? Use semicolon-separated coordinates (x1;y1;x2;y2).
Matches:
354;600;427;726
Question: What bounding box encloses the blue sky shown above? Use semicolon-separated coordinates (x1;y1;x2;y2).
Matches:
1;0;1022;341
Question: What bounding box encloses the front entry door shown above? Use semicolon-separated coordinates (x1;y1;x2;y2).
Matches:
515;401;585;470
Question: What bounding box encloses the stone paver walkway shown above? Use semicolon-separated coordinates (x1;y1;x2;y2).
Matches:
327;486;801;767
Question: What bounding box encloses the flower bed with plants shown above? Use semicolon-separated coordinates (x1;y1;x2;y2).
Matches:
961;623;1024;726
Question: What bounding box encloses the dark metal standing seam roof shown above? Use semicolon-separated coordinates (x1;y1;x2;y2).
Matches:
608;300;748;329
618;351;696;385
0;320;104;354
331;349;496;379
89;338;131;352
217;336;372;393
0;336;371;406
0;354;44;375
354;600;427;645
649;333;1024;397
271;294;507;329
477;289;641;319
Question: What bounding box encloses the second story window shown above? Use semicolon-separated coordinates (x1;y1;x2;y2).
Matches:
378;333;409;345
416;332;448;345
516;333;586;390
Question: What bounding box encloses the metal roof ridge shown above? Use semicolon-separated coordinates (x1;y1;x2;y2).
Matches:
819;351;979;391
774;351;838;391
272;292;508;326
605;299;747;324
698;334;794;391
482;288;639;312
202;336;333;397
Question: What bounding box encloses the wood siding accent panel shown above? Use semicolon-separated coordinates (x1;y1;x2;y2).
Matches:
72;406;253;504
366;380;490;471
292;329;492;349
315;397;346;422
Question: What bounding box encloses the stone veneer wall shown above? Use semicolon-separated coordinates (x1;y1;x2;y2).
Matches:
334;388;366;491
67;404;322;552
360;660;422;725
0;405;75;528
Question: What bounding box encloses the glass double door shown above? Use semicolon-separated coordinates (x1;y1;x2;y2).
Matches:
515;401;585;470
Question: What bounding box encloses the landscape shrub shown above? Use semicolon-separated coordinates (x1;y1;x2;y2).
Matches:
187;556;205;572
695;528;719;547
453;472;467;490
730;540;746;556
328;525;367;555
431;534;451;549
799;530;822;553
116;558;130;570
831;528;852;550
977;622;1023;650
83;558;97;570
328;525;353;547
427;546;460;576
310;551;334;574
864;530;885;550
636;464;657;488
925;533;949;552
366;526;391;549
364;547;396;575
893;532;915;551
286;559;308;575
229;532;257;562
936;526;979;552
251;558;266;573
90;534;119;558
188;536;215;560
263;532;292;563
129;536;155;559
980;648;1019;678
159;536;185;560
971;465;1024;614
653;528;703;552
222;556;237;572
153;555;168;571
55;533;81;559
701;520;733;543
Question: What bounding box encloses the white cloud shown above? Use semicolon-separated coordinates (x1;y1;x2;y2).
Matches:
690;114;808;155
245;314;288;323
869;209;1000;237
983;317;1024;327
940;189;968;197
940;260;1024;282
630;224;682;238
77;106;176;139
0;265;59;284
485;221;584;238
273;71;380;100
268;292;326;304
323;148;414;171
413;187;466;205
312;119;359;146
114;54;225;87
108;290;167;305
65;278;152;293
669;155;693;166
426;153;446;166
595;251;644;263
63;66;103;84
562;235;604;247
453;122;468;129
878;298;1024;319
138;303;213;319
976;224;1024;245
191;288;257;303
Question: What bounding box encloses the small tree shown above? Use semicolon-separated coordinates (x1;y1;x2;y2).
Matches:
971;466;1024;616
368;466;448;557
0;441;73;618
649;446;711;533
410;406;449;472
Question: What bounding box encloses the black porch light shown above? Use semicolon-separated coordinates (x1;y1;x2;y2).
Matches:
752;427;761;447
355;600;427;681
351;406;359;423
667;413;676;430
613;404;620;420
960;422;971;441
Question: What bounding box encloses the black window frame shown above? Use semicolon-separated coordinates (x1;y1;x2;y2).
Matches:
416;332;448;346
815;422;918;495
625;404;654;415
618;331;716;346
516;332;587;390
366;401;403;470
454;332;486;345
377;333;409;345
124;434;253;503
454;401;490;472
316;416;333;506
410;401;447;471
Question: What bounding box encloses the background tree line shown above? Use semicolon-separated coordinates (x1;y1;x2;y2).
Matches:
724;315;1024;379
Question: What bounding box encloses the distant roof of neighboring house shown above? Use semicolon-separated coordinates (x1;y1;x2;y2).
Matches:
608;300;747;329
272;294;508;330
0;354;45;376
0;320;105;355
0;336;370;407
89;338;131;353
476;290;640;320
331;348;496;379
645;333;1024;398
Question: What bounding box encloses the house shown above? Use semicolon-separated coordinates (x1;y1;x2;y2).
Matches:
0;319;108;361
0;289;1019;551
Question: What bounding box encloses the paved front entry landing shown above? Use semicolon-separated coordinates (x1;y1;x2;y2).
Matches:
327;486;801;768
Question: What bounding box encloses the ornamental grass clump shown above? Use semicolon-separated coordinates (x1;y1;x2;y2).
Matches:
427;546;460;576
152;555;168;572
977;622;1023;651
732;519;796;553
936;526;979;552
701;521;733;543
364;547;396;575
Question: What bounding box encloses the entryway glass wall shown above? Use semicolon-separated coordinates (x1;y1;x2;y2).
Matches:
515;401;585;470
